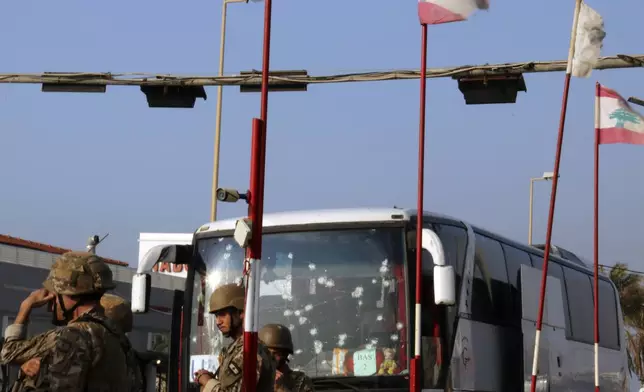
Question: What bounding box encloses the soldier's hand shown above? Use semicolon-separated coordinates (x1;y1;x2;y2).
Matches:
22;289;55;309
194;369;214;386
21;358;41;377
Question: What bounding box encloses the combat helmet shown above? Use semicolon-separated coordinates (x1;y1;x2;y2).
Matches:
259;324;294;354
43;251;116;296
209;283;245;314
101;293;133;333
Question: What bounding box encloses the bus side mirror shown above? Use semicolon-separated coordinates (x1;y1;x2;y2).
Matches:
132;244;193;314
433;265;455;306
132;273;152;313
421;228;456;306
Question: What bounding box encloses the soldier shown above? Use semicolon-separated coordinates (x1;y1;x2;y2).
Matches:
259;324;314;392
0;251;140;392
194;283;275;392
16;294;143;392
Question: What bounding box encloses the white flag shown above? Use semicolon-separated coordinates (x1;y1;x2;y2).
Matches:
571;2;605;78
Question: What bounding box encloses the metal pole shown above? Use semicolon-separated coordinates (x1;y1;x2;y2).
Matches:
593;81;601;392
243;118;265;392
528;178;535;245
411;23;428;392
529;0;582;391
243;0;273;390
259;0;273;122
210;0;247;222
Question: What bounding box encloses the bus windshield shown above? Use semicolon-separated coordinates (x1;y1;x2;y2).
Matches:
188;227;409;379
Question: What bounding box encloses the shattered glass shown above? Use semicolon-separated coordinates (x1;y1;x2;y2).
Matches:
189;227;408;378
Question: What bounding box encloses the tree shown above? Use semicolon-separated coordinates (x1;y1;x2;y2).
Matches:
605;263;644;382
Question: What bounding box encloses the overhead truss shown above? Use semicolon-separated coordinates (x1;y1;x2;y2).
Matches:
0;54;641;88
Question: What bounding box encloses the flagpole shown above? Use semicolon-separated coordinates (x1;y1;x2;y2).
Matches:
529;1;583;392
593;81;601;392
412;22;428;392
243;0;273;388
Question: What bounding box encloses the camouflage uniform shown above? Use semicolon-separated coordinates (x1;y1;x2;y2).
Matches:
1;252;142;392
98;294;143;392
202;284;275;392
0;294;134;364
274;370;315;392
259;324;314;392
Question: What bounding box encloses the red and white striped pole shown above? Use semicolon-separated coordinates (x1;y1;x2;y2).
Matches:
242;118;265;392
411;22;428;392
242;0;272;383
529;1;582;392
592;81;601;392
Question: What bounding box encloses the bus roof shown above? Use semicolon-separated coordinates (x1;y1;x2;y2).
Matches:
196;207;459;235
196;207;604;278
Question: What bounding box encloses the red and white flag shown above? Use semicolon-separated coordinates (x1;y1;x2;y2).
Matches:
418;0;489;25
596;85;644;145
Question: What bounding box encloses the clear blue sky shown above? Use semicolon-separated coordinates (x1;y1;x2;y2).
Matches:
1;0;642;267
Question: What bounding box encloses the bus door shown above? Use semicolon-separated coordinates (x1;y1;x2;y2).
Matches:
520;264;566;392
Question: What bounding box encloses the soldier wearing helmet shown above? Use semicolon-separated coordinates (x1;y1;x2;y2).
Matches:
194;283;276;392
259;324;314;392
0;252;141;392
10;293;144;392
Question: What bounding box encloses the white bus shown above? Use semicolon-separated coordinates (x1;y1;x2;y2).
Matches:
134;207;628;392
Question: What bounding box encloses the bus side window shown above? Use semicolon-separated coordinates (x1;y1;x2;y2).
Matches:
471;233;511;325
530;253;545;270
545;262;572;335
432;223;468;311
501;245;532;324
530;255;573;335
433;224;468;278
598;279;620;350
561;266;594;344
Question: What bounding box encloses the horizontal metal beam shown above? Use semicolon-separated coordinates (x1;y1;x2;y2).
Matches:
0;54;641;88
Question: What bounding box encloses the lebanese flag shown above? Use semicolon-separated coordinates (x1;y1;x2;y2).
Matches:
418;0;489;25
596;85;644;145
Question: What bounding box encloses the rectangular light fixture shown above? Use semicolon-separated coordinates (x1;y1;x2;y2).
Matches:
456;73;527;105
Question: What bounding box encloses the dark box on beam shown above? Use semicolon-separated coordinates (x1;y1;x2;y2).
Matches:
42;83;106;93
140;85;207;109
457;74;527;105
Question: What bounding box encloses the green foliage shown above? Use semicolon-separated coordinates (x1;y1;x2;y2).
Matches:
607;263;644;381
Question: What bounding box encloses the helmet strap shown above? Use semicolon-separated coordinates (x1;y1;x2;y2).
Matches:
280;350;292;366
51;294;83;326
229;310;245;339
232;311;243;331
277;357;287;368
